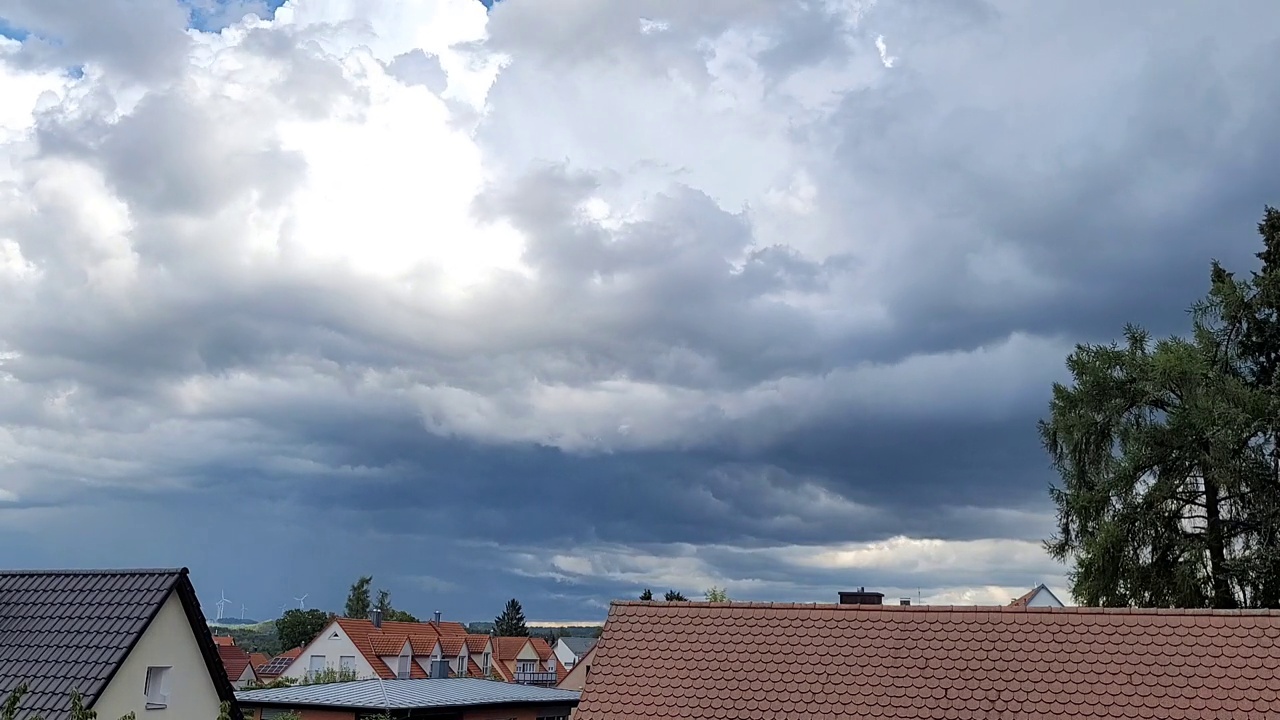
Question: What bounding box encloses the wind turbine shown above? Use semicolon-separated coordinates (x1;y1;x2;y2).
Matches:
294;593;308;609
240;603;248;620
215;591;231;621
278;603;288;615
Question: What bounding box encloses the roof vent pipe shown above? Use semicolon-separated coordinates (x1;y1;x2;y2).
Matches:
370;608;383;628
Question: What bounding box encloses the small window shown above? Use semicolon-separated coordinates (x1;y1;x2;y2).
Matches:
482;652;491;673
397;653;410;679
339;656;356;672
144;666;171;708
309;655;325;674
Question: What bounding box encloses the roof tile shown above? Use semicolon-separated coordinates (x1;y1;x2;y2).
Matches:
576;602;1280;720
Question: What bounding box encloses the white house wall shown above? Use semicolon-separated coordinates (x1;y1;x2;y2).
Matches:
92;592;223;720
1026;588;1065;608
279;622;379;680
553;642;578;667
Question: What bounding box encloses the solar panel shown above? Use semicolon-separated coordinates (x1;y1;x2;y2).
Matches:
258;656;295;676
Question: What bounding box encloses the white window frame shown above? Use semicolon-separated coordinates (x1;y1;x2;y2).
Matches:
339;655;356;672
397;652;411;679
482;652;491;674
517;659;537;673
308;655;326;675
144;666;171;709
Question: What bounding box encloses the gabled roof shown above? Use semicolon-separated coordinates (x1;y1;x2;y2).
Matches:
213;635;236;646
465;635;492;654
0;568;242;720
218;645;255;681
577;601;1280;720
329;618;470;679
556;636;596;657
236;678;579;711
493;636;531;660
1010;583;1067;607
248;653;271;670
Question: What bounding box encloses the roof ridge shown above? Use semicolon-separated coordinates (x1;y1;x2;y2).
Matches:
0;567;187;575
609;600;1280;615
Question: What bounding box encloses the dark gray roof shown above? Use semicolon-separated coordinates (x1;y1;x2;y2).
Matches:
0;568;241;720
558;636;597;657
236;678;581;711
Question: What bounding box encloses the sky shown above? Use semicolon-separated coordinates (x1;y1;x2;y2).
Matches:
0;0;1277;624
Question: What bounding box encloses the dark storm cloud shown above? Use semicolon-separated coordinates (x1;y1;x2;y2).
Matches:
2;0;1280;617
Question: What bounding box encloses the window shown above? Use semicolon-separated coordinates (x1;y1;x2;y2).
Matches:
456;655;467;675
144;666;171;709
517;660;537;673
309;655;325;674
339;656;356;672
397;653;410;679
482;652;491;673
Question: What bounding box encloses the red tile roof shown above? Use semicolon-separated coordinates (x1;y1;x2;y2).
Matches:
331;618;475;679
212;635;235;646
465;635;491;653
248;652;271;670
1009;587;1039;606
577;601;1280;720
493;636;529;660
216;645;253;681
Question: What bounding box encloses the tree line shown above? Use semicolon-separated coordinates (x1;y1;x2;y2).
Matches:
1044;206;1280;607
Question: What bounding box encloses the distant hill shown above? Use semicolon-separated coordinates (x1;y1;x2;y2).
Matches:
207;620;281;655
206;617;261;626
465;621;602;639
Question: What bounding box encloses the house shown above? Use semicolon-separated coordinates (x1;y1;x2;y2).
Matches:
255;648;301;680
575;590;1280;719
236;677;579;720
217;644;260;689
1010;582;1067;607
277;611;497;682
551;637;596;668
492;637;567;687
556;645;594;692
213;636;237;647
0;568;242;720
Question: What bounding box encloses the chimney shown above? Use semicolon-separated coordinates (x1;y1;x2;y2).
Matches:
370;608;383;628
433;610;442;625
837;587;884;605
899;598;911;606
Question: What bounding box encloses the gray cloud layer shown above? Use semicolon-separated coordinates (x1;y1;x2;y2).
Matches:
0;0;1277;618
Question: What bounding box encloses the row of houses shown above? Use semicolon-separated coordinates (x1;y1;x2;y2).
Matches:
213;610;588;689
6;567;1280;719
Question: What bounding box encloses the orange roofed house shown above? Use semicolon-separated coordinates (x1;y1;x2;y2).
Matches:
575;589;1280;720
491;636;568;686
276;609;567;685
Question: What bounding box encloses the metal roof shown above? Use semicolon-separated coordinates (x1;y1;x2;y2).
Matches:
557;636;597;656
0;568;241;720
236;678;581;710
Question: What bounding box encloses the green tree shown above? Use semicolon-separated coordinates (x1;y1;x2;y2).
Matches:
372;587;418;622
663;590;687;602
1042;206;1280;608
494;598;529;636
302;667;360;685
639;589;653;601
276;608;332;650
345;575;373;619
704;586;729;602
